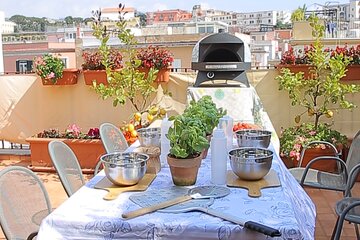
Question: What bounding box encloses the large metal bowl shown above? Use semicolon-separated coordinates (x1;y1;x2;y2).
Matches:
100;152;149;186
228;147;273;180
137;127;161;147
235;129;272;148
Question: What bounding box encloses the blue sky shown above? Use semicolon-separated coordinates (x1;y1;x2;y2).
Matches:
0;0;349;19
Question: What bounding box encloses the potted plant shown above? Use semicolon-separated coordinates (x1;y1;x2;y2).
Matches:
275;15;360;169
137;45;174;83
33;53;79;85
167;113;209;186
26;124;105;172
166;96;223;186
277;43;360;81
82;49;123;85
185;95;226;158
91;4;168;114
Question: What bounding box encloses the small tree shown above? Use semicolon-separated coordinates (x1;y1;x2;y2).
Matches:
276;15;360;130
90;3;160;113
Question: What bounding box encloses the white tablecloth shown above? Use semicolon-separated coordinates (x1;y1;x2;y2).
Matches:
37;143;315;240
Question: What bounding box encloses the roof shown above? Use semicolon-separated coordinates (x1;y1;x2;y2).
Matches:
101;7;135;14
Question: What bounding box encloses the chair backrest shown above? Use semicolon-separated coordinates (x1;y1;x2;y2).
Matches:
48;140;85;197
99;123;129;153
345;130;360;174
0;166;52;239
297;140;339;167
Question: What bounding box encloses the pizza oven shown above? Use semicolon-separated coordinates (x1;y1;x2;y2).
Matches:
191;32;251;87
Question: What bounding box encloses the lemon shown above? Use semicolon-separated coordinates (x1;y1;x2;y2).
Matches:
326;110;334;118
128;124;135;132
130;130;137;137
147;114;154;122
134;112;142;122
159;108;166;115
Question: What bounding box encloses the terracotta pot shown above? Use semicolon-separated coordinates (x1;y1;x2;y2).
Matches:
26;137;106;171
341;65;360;81
281;146;339;172
277;64;360;82
133;146;161;174
42;68;79;85
167;153;202;186
276;64;314;80
83;70;108;85
139;67;170;83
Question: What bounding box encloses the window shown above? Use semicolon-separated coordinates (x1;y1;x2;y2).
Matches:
199;27;206;33
16;60;33;73
172;59;182;72
60;58;68;68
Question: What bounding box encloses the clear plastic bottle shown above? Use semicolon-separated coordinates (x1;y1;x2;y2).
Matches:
210;128;227;185
160;115;173;167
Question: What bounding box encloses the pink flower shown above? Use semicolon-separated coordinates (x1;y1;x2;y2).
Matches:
289;151;297;158
47;72;55;79
67;124;81;137
309;131;316;136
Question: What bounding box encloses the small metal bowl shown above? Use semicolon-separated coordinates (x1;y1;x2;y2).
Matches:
228;147;273;180
100;152;149;186
137;127;161;147
235;129;272;148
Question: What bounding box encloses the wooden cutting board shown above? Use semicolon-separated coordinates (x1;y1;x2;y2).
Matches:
226;169;281;198
94;174;156;200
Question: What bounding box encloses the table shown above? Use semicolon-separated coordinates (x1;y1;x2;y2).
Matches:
37;143;316;240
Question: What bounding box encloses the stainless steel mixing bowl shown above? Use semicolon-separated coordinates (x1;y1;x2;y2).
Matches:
228;147;273;180
137;127;161;147
100;152;149;186
235;129;272;148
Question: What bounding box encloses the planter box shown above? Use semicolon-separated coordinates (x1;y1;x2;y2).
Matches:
42;68;80;85
277;64;360;81
83;70;108;85
139;67;170;83
26;137;106;171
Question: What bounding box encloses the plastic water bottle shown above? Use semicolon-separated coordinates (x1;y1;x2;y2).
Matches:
219;115;234;151
210;128;227;185
160;115;173;167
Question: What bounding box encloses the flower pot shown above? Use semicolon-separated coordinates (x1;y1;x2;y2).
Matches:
139;67;170;83
341;65;360;81
282;146;339;172
83;70;108;85
26;137;106;171
276;64;314;80
41;68;79;85
167;154;202;186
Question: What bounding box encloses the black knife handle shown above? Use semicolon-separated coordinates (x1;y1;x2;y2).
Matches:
244;221;281;237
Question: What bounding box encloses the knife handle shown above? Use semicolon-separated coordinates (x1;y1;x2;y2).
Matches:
244;221;281;237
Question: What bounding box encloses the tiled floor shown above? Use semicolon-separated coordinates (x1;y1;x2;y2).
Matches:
0;155;359;239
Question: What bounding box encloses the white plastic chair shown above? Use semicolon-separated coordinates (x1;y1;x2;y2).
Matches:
0;166;52;239
48;140;85;197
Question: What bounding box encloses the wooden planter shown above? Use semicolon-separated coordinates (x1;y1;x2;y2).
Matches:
167;154;202;186
42;68;80;85
26;137;106;171
83;70;108;85
139;67;170;83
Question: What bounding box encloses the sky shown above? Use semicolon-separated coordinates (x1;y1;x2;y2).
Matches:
0;0;350;19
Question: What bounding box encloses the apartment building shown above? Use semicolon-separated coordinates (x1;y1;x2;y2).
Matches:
146;9;192;25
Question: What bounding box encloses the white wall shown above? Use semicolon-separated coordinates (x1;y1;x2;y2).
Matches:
0;11;4;73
